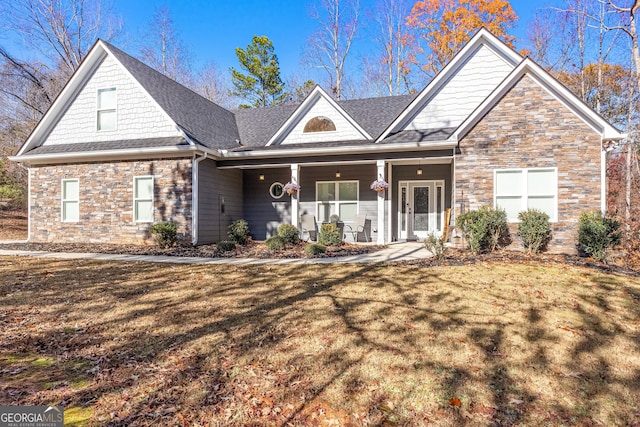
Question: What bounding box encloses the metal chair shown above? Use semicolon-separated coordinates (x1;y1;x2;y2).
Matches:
345;213;369;242
300;214;318;242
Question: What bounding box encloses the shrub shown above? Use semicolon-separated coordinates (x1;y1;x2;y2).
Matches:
517;209;552;254
304;243;326;256
424;233;446;260
228;219;250;245
577;211;621;262
318;223;342;246
0;184;22;200
277;223;300;244
217;240;236;253
149;222;177;248
457;206;510;255
266;235;286;250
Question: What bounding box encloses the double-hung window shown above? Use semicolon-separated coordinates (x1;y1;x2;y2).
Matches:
134;176;154;222
97;88;117;131
61;179;79;222
316;181;358;223
495;168;557;222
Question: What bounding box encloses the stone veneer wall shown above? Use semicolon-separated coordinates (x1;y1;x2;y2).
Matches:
30;159;192;244
455;74;602;253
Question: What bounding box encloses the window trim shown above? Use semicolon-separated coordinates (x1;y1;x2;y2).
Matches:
303;116;337;133
493;167;558;222
315;180;359;223
61;178;79;222
133;175;154;223
96;87;117;132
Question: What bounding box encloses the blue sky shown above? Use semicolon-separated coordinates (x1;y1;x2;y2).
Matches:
113;0;547;79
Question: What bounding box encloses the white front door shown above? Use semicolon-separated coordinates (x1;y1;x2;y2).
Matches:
398;181;445;241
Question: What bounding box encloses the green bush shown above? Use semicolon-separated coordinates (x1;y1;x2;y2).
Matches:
228;219;250;245
577;211;621;262
217;240;236;253
318;223;342;246
266;235;286;250
424;233;446;260
457;206;510;254
0;185;22;199
277;223;300;244
304;243;326;256
517;209;552;254
149;222;177;248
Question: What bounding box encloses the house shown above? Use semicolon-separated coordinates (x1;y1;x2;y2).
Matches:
10;29;624;253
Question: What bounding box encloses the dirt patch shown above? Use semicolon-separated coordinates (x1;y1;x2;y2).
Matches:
1;257;639;425
0;209;27;240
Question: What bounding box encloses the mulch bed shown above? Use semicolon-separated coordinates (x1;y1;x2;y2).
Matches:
407;247;640;277
0;240;386;259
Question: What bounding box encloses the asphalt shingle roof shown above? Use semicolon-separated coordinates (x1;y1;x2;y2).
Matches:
381;128;456;143
26;137;188;155
232;94;416;147
103;41;239;150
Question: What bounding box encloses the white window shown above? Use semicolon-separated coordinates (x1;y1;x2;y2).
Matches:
134;176;154;222
316;181;358;223
97;88;117;131
61;179;79;222
495;168;557;222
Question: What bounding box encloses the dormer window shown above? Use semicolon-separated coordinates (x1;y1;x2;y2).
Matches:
97;88;117;131
303;116;336;133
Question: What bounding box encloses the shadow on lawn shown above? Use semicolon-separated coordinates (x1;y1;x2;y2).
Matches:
1;259;640;425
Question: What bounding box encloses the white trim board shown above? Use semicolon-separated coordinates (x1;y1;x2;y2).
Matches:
266;86;371;146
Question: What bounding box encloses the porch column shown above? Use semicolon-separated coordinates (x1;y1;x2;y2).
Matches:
376;160;385;245
291;163;299;228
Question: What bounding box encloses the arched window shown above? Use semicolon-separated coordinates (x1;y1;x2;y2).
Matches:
303;116;336;133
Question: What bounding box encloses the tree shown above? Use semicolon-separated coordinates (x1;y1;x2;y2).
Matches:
140;6;193;86
0;0;118;151
305;0;360;100
367;0;413;95
406;0;518;78
193;63;233;109
557;63;635;126
290;79;317;103
230;35;287;108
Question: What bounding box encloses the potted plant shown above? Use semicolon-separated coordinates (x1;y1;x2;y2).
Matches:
370;178;389;193
283;182;301;195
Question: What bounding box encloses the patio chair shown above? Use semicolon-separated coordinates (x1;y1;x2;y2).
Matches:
345;213;369;242
300;214;318;242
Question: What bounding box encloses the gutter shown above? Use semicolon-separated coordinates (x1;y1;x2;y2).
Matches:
220;140;458;159
191;152;208;245
9;145;221;165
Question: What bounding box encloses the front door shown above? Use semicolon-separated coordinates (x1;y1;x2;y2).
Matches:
398;181;445;241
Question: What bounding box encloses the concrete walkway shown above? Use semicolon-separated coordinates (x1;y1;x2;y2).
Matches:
0;242;432;265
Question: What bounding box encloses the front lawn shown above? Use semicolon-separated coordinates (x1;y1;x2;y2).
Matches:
1;256;639;425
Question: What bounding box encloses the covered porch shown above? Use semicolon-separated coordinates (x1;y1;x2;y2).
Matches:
221;152;454;244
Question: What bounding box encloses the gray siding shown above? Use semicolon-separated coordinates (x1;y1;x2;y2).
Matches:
243;168;292;240
299;164;378;242
391;164;452;241
197;159;243;244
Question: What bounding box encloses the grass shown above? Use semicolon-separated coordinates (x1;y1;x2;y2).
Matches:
0;256;639;426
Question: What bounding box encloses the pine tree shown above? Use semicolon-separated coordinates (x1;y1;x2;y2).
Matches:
230;36;287;108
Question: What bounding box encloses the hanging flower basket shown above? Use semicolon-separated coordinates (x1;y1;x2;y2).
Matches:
370;178;389;193
283;182;300;195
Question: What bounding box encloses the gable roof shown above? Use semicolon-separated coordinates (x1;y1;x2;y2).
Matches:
16;39;240;157
100;41;239;149
450;58;625;142
234;92;415;147
265;86;372;146
376;28;523;142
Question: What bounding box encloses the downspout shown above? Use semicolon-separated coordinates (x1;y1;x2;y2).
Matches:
27;167;31;242
192;152;208;245
601;139;607;215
